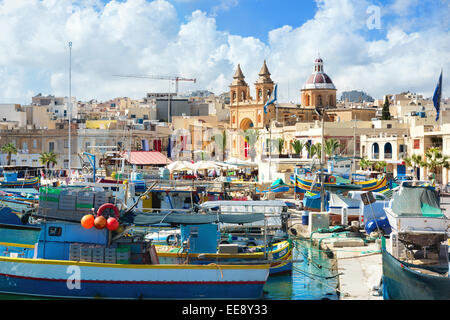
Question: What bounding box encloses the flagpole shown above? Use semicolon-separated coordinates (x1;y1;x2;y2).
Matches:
440;68;443;128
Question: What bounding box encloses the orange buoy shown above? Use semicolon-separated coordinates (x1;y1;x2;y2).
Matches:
94;215;107;229
106;217;119;231
81;214;95;229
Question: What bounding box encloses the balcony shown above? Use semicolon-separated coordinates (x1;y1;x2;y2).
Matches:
384;153;392;159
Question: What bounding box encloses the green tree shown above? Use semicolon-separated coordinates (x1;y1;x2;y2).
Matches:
305;142;318;159
423;147;450;182
291;139;306;157
1;143;17;166
277;138;285;157
212;130;227;161
374;161;387;173
359;158;373;170
403;154;425;179
313;142;322;160
39;152;58;169
239;129;262;161
324;138;341;159
381;96;391;120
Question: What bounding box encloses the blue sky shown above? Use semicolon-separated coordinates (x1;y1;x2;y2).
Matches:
170;0;320;43
0;0;448;103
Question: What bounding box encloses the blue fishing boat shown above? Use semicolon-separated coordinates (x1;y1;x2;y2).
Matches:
0;176;40;188
155;225;293;276
0;220;270;299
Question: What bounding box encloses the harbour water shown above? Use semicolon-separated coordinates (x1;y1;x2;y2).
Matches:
263;239;339;300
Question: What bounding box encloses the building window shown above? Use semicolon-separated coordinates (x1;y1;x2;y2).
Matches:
64;139;69;148
49;142;55;152
33;139;37;148
317;95;323;106
22;142;28;150
387;124;392;129
372;143;379;159
384;142;392;159
64;159;69;169
413;139;420;149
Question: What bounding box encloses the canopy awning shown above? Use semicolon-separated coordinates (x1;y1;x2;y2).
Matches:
120;151;172;166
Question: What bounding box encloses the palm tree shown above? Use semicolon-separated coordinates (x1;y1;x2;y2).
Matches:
423;147;450;183
290;139;305;158
239;129;261;161
1;143;17;165
374;161;387;173
313;142;322;160
305;142;316;159
277;138;285;157
359;158;373;170
403;154;425;179
39;152;58;169
324;138;341;160
212;130;227;161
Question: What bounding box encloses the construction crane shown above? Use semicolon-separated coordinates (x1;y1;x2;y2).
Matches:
112;74;196;94
112;74;197;123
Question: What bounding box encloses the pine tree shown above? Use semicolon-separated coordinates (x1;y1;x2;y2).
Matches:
381;96;391;120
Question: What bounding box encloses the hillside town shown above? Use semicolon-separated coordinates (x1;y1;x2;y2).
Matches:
1;57;449;188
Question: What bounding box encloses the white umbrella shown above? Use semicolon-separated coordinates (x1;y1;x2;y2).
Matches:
192;161;220;171
166;161;194;172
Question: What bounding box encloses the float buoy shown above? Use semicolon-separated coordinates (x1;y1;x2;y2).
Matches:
81;214;95;229
97;203;120;220
106;217;119;231
94;215;107;229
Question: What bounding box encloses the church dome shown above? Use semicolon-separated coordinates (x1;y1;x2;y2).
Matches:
302;57;336;90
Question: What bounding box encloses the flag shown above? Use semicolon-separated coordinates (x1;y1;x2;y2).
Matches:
263;83;278;114
433;70;442;121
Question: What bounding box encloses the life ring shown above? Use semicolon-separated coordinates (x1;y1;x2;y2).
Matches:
329;176;336;184
166;233;180;246
97;203;120;219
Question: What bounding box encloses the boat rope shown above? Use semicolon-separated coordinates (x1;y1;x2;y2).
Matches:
207;263;224;279
292;265;340;293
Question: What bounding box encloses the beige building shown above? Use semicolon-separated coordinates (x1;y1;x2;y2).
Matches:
300;58;337;108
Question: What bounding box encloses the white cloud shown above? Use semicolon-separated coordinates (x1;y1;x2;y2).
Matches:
0;0;448;105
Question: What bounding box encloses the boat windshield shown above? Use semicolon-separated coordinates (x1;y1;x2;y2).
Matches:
391;186;444;218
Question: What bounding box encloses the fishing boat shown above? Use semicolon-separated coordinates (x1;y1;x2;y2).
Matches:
293;174;390;195
384;185;448;236
0;184;271;299
0;176;40;188
381;245;450;300
381;185;450;300
155;224;293;276
0;221;269;299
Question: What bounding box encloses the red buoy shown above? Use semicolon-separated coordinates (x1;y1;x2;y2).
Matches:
94;215;107;229
106;217;119;231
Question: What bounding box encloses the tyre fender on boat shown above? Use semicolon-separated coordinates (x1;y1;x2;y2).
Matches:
166;233;181;246
97;203;120;219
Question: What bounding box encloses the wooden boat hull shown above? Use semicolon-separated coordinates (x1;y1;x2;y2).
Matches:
0;177;40;188
382;248;450;300
156;240;293;276
293;175;389;194
0;256;269;299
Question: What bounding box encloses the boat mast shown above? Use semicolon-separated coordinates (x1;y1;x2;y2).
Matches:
352;113;356;183
68;41;72;179
320;108;325;212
